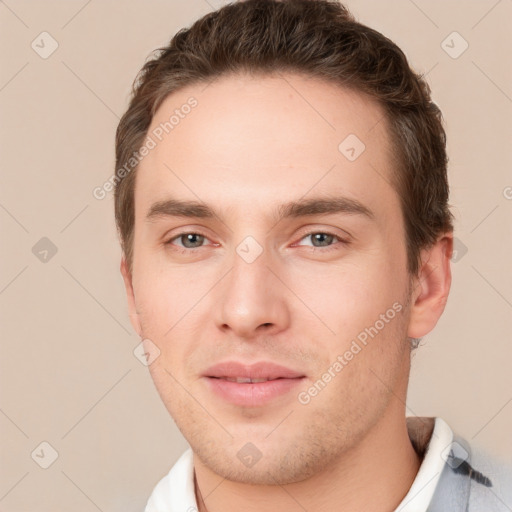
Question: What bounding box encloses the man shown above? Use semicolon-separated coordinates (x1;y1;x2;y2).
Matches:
114;1;511;510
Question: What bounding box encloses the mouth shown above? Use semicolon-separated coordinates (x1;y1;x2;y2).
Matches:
203;361;306;406
219;377;281;383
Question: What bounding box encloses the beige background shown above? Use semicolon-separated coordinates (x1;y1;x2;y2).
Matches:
0;0;511;510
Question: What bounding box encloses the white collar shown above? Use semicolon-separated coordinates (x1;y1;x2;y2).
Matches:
395;417;453;511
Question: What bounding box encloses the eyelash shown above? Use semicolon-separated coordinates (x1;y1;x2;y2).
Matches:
165;230;350;254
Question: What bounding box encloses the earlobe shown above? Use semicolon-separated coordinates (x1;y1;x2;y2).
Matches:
407;233;453;339
120;257;142;336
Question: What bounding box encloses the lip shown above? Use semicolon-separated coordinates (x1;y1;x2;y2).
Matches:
203;361;306;407
204;361;305;380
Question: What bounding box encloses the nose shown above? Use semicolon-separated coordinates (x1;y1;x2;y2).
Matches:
214;244;291;339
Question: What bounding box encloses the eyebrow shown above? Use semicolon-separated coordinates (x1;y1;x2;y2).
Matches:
145;196;375;223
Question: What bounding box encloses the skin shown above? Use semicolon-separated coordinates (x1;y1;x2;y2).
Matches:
121;72;453;511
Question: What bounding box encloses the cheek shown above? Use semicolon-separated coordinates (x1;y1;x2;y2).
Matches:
133;254;205;334
132;260;218;377
288;256;406;342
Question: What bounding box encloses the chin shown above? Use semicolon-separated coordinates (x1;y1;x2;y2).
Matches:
191;433;341;486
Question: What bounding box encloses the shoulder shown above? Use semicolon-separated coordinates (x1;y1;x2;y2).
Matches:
428;427;512;511
406;417;512;511
467;448;512;511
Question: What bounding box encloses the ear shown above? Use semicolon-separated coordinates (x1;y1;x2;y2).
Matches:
120;257;142;336
407;232;453;339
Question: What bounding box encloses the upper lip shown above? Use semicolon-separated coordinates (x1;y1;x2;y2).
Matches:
204;361;305;380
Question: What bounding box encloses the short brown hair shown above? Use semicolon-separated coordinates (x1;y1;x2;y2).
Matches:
114;0;453;275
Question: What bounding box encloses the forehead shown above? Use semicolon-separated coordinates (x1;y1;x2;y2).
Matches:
135;73;397;221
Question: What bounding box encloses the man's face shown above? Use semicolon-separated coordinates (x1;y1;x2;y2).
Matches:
125;73;415;484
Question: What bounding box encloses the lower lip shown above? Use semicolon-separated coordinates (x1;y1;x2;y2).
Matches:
205;377;305;407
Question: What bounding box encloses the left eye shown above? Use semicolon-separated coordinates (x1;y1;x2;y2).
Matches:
296;232;342;248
